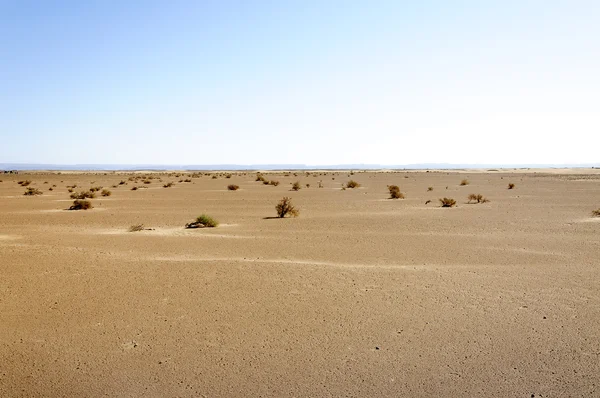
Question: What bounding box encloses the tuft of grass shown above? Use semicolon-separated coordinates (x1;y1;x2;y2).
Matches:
227;184;240;191
128;224;145;232
346;180;360;188
24;187;43;196
291;181;301;191
439;197;457;207
69;199;92;210
427;186;433;191
163;182;173;188
388;185;405;199
71;191;96;199
275;196;299;218
460;179;469;186
186;214;219;228
101;189;112;197
592;208;600;217
508;183;515;189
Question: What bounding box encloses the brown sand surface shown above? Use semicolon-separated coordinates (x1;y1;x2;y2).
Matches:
1;170;599;397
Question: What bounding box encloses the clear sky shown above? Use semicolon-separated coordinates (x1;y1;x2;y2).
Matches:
1;1;599;165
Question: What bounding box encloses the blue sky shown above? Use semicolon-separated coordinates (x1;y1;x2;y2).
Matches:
1;1;599;165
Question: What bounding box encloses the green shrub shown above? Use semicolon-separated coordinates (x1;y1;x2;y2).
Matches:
186;214;219;228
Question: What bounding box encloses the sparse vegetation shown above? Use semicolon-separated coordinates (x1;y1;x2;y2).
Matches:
101;189;112;197
388;185;405;199
128;224;145;232
467;194;489;204
69;199;92;210
227;184;240;191
592;209;600;217
428;186;433;191
275;197;299;218
18;180;32;186
263;180;270;185
269;180;280;186
90;186;103;192
24;187;43;196
292;181;301;191
460;179;469;186
186;214;219;228
70;191;96;199
131;186;139;191
346;180;360;188
439;197;457;207
256;174;267;182
163;182;173;188
508;183;515;189
119;180;126;185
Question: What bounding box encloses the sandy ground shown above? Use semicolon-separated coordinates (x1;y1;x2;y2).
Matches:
0;169;599;397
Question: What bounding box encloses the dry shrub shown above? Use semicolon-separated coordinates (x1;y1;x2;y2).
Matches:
388;185;405;199
275;197;299;218
18;180;32;186
256;174;267;182
269;180;280;186
292;181;301;191
467;194;489;204
101;189;112;197
346;180;360;188
119;180;126;185
225;174;232;179
306;183;310;188
592;209;600;217
131;186;139;191
460;179;469;186
211;175;217;179
508;183;515;189
24;187;43;196
184;179;192;183
69;199;92;210
186;214;218;228
163;182;173;188
263;180;270;185
128;224;145;232
90;186;103;192
427;186;433;191
227;184;239;191
439;197;457;207
70;191;96;199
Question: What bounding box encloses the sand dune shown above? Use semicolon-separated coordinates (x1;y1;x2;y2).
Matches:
1;170;599;397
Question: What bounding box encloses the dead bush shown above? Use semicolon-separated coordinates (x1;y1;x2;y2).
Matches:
508;183;515;189
275;197;299;218
292;181;301;191
70;191;96;199
69;199;92;210
101;189;112;197
388;185;405;199
227;184;239;191
460;179;469;186
467;194;489;204
439;197;457;207
346;180;360;188
24;187;43;196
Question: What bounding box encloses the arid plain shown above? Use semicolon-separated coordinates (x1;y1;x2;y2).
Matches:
1;169;599;397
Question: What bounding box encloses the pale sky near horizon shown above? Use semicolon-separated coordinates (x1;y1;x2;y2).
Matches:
1;1;599;165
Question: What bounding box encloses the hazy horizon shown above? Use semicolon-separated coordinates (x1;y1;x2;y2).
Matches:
2;1;599;164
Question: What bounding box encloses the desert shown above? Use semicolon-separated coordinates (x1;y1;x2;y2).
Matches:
1;169;599;397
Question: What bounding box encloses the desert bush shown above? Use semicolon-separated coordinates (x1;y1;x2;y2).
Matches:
225;174;232;179
186;214;218;228
101;189;112;197
439;197;457;207
163;182;173;188
211;175;217;179
256;174;267;182
18;180;32;186
292;181;301;191
467;193;488;203
508;183;515;189
131;186;139;191
306;184;310;188
318;181;323;188
128;224;145;232
592;209;600;217
67;188;74;193
90;186;102;192
269;180;280;186
24;187;43;196
71;191;96;199
184;179;192;183
275;197;299;218
346;180;360;188
263;180;270;185
227;184;239;191
388;185;405;199
119;180;126;185
428;186;433;191
460;179;469;186
69;199;92;210
48;187;53;191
